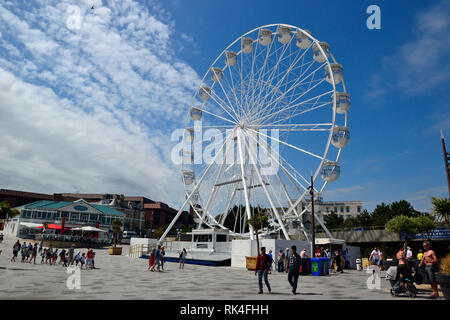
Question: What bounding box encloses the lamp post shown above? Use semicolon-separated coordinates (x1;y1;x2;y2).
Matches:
309;175;315;257
441;130;450;197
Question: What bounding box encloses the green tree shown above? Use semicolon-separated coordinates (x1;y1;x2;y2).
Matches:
372;200;419;227
385;215;419;252
343;216;359;228
414;215;437;240
356;209;372;227
155;224;169;239
371;203;391;226
0;201;20;220
111;219;123;248
246;211;269;255
390;200;420;217
324;212;344;230
431;197;450;230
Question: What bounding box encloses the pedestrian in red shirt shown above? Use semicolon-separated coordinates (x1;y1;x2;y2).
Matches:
255;247;272;294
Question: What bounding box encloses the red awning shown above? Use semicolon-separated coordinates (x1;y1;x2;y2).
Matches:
37;224;70;230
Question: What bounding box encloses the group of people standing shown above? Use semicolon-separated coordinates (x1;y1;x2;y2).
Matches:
10;240;96;269
396;241;440;299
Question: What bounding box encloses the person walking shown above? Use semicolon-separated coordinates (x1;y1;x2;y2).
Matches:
255;247;272;294
286;245;301;295
38;240;43;254
86;249;94;269
20;244;27;262
11;240;20;262
79;253;86;269
334;250;343;273
406;246;413;261
74;252;81;267
418;241;439;299
160;247;166;271
29;243;38;264
369;247;380;267
52;249;58;265
148;248;156;271
67;244;75;266
283;248;289;273
151;245;162;272
40;248;46;264
179;248;187;269
277;250;284;272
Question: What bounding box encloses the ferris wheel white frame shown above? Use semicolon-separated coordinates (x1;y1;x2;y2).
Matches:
159;23;351;243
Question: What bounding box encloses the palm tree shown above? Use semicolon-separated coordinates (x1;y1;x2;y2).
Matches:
0;200;20;220
246;211;269;255
111;219;123;247
431;197;450;230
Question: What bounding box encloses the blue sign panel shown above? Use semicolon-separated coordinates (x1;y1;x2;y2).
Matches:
401;228;450;240
74;205;88;211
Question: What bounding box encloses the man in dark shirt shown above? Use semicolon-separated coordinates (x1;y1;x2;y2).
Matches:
255;247;272;294
287;245;301;295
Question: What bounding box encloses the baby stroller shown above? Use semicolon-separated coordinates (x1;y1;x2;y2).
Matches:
386;266;417;298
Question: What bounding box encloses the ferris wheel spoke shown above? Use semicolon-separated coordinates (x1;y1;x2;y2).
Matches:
242;129;290;239
266;99;333;126
207;89;240;123
212;69;243;122
196;106;238;126
249;127;324;161
249;42;293;117
255;62;327;123
245;130;309;191
257;80;329;125
250;42;314;118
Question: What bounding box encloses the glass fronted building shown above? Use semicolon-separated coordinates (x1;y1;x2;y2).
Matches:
3;199;125;237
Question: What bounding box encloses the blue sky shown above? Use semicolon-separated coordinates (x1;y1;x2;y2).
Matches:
0;0;449;213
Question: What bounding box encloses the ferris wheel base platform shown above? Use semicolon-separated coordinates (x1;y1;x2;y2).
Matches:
140;251;231;267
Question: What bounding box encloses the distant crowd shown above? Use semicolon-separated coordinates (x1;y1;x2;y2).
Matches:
10;240;97;269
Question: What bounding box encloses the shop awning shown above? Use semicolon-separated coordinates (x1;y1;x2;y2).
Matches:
20;222;44;228
37;224;70;230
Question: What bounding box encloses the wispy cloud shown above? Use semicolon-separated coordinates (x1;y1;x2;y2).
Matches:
323;185;364;198
0;0;201;207
367;0;450;104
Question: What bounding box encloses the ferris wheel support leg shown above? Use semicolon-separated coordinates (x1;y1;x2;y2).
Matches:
220;188;237;226
237;129;255;240
243;130;290;240
197;161;226;229
159;129;235;243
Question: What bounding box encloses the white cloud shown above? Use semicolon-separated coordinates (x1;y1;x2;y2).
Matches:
0;0;201;207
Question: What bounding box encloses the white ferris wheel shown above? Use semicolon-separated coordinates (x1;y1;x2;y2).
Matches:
160;24;350;242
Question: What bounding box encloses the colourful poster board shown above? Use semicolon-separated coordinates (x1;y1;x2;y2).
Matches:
362;258;369;270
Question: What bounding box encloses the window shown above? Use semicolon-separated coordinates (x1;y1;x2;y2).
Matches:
346;206;350;213
357;206;361;213
216;234;227;242
340;207;344;213
334;207;338;212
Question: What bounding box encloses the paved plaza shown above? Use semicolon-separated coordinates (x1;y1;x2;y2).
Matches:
0;235;442;300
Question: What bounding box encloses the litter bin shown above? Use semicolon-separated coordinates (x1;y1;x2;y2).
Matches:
311;258;323;276
321;258;329;275
356;259;362;271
